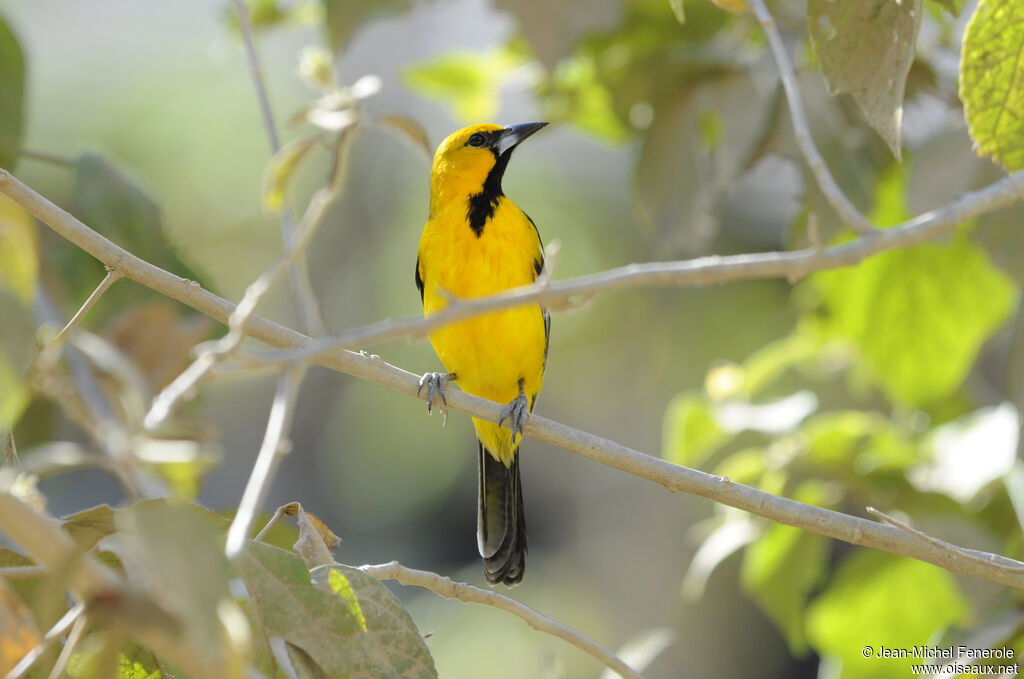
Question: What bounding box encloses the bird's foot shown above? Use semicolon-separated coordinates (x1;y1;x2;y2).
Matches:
418;372;456;418
498;379;530;444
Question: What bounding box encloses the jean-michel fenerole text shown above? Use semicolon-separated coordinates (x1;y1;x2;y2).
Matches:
875;646;1014;660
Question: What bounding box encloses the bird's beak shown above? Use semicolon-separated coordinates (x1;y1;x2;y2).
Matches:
496;122;549;156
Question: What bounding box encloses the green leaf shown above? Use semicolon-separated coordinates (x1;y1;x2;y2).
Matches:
812;164;1015;407
546;53;632;143
263;137;319;216
323;0;411;52
741;482;831;655
0;14;24;170
115;501;238;675
806;552;968;679
239;543;436;679
0;195;37;306
960;0;1024;170
802;411;918;471
62;505;117;551
808;0;923;159
403;49;525;122
662;393;730;467
0;290;33;433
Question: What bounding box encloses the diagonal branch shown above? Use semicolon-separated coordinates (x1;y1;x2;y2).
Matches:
5;168;1024;589
230;0;325;336
749;0;877;235
360;561;646;679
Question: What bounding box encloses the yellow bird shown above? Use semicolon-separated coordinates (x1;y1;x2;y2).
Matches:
415;122;550;586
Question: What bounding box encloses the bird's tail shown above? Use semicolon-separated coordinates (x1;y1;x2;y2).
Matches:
477;441;527;586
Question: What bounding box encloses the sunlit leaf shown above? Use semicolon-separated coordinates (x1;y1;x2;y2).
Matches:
263;136;319;215
806;552;967;679
808;0;923;158
0;14;24;171
323;0;411;52
662;393;730;467
929;0;963;15
802;410;918;472
682;515;758;599
0;290;33;433
961;0;1024;170
910;402;1018;503
239;542;438;678
0;195;37;306
546;53;632;143
811;164;1015;406
742;482;832;654
403;49;525;122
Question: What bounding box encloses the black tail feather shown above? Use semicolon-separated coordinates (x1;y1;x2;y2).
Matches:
477;442;527;586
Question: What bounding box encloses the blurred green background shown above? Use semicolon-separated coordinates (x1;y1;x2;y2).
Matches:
3;0;1024;677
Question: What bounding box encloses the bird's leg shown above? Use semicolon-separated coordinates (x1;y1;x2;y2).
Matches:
418;371;456;416
498;379;530;444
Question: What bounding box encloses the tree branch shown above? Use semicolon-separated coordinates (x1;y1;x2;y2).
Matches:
225;364;307;558
5;168;1024;589
230;0;325;336
749;0;877;235
360;561;646;679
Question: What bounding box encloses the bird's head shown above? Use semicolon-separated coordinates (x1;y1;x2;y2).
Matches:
429;122;548;212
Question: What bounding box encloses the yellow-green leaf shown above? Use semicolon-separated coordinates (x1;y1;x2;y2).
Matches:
960;0;1024;170
0;14;24;170
262;136;319;215
0;191;36;306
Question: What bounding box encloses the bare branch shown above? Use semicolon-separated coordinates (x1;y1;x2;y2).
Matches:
6;603;85;679
248;169;1024;366
6;169;1024;588
143;185;335;430
749;0;877;236
225;364;307;558
230;0;325;336
866;507;1024;577
360;561;646;679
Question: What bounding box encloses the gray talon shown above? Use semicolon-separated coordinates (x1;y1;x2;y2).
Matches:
498;379;529;443
418;372;455;415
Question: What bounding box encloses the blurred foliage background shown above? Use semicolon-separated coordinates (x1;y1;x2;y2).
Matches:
3;0;1024;677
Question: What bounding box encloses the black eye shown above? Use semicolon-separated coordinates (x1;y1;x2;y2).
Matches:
466;132;487;148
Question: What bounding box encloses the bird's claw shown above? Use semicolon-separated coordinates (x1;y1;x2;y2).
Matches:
418;372;454;415
498;380;530;444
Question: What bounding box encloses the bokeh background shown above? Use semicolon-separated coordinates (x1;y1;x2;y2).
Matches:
3;0;1022;677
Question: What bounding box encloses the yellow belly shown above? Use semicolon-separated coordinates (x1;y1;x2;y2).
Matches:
419;198;547;463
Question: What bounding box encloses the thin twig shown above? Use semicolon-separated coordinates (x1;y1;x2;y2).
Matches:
0;565;46;579
866;507;1024;577
46;613;87;679
253;503;290;542
143;186;335;430
5;603;85;679
360;561;645;679
47;268;124;348
230;0;325;336
225;364;307;558
6;169;1024;588
749;0;876;236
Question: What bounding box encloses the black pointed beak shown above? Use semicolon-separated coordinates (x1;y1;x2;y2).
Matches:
496;122;548;156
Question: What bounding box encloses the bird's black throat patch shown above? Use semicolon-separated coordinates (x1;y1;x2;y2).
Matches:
467;149;512;236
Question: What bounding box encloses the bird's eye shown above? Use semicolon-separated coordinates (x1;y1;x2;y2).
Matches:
466;132;487;148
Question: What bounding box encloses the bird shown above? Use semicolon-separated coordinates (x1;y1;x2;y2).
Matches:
415;122;550;586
